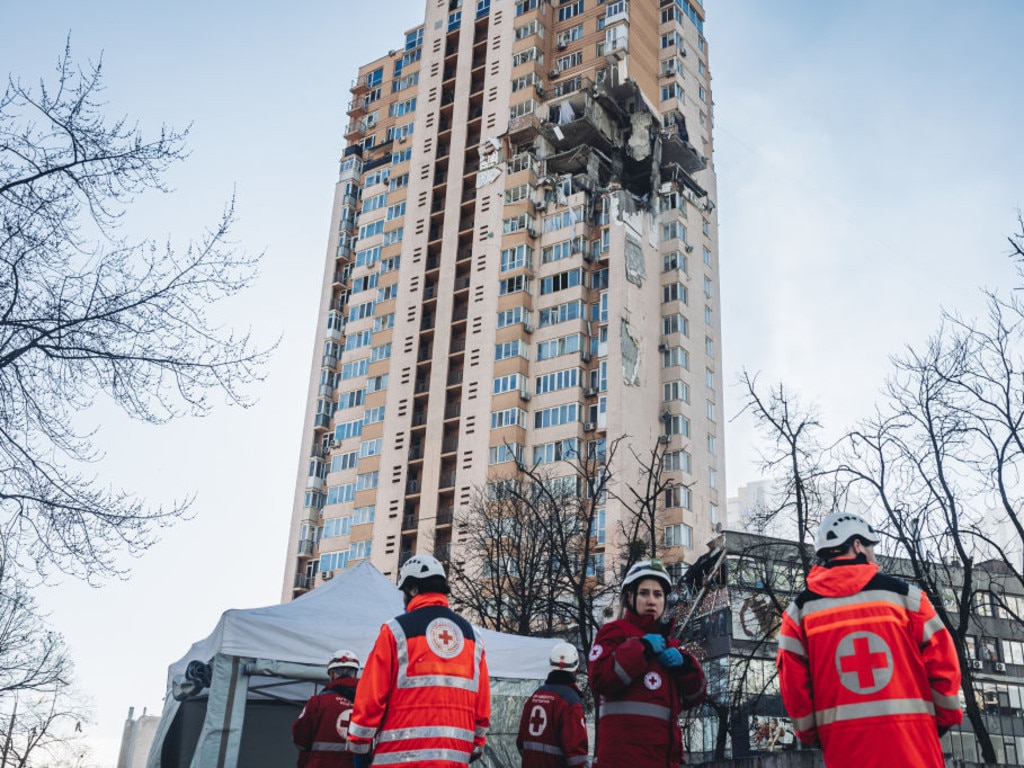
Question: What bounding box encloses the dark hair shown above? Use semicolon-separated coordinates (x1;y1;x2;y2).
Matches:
404;574;449;596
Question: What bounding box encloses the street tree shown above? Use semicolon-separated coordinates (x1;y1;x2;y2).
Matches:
0;43;270;583
835;286;1024;764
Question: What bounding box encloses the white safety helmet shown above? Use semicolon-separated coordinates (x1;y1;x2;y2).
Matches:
549;642;580;672
815;512;880;558
621;558;672;593
397;554;447;590
327;649;360;675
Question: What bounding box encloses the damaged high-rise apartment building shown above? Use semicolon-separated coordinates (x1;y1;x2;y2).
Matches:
282;0;722;599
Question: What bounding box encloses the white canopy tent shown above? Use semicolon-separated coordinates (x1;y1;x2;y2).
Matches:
147;562;557;768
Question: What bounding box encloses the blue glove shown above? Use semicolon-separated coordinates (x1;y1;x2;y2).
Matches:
658;647;684;668
352;754;372;768
642;633;666;655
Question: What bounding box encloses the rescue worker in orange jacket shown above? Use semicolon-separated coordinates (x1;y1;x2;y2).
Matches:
589;559;706;768
348;554;490;768
516;641;589;768
292;650;361;768
777;512;963;767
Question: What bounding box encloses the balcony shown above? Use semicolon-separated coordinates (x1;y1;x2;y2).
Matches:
508;112;541;143
439;471;457;489
297;538;315;556
660;111;708;176
434;542;452;562
444;403;462;420
294;573;312;590
402;513;418;531
437;506;454;525
344;120;366;142
542;91;622;156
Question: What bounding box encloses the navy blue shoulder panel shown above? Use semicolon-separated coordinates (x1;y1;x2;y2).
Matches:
540;683;582;707
793;572;910;609
865;572;910;596
395;604;476;640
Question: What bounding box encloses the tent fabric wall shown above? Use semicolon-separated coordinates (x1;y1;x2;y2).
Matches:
149;562;558;768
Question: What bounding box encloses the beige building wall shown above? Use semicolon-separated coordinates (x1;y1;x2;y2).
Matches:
282;0;722;601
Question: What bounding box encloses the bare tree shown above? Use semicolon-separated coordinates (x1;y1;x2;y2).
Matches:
0;43;271;582
612;439;676;566
737;371;838;575
0;574;67;702
0;684;95;768
450;481;561;636
450;438;629;654
835;290;1024;764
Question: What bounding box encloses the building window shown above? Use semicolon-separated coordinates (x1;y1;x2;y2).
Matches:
497;306;526;328
493;372;525;395
501;244;533;272
489;443;524;465
495;339;528;361
662;282;688;305
533;438;580;465
534;403;581;429
663;486;692;510
537;334;581;361
491;407;527;430
665;523;693;548
664;449;691;473
662;346;690;370
666;414;690;437
557;0;584;21
662;313;689;337
535;367;581;394
664;380;690;403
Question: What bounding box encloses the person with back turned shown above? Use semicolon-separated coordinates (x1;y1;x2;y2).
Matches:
348;554;490;768
516;641;588;768
292;649;361;767
777;512;963;767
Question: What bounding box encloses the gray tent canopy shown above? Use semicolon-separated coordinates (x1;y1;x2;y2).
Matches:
148;561;557;768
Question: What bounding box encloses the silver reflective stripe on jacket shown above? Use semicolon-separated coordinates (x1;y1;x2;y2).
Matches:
612;658;632;686
371;747;474;765
777;633;806;657
389;618;483;692
522;741;564;756
921;613;945;644
377;725;475;744
816;697;935;726
799;589;917;620
348;722;378;740
791;713;815;732
599;700;672;720
931;689;961;710
567;756;588;767
311;742;348;752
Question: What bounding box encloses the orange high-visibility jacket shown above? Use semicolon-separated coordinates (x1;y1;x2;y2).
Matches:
777;557;962;768
348;593;490;767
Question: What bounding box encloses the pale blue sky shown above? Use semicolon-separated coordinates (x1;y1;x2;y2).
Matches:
2;1;1024;764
